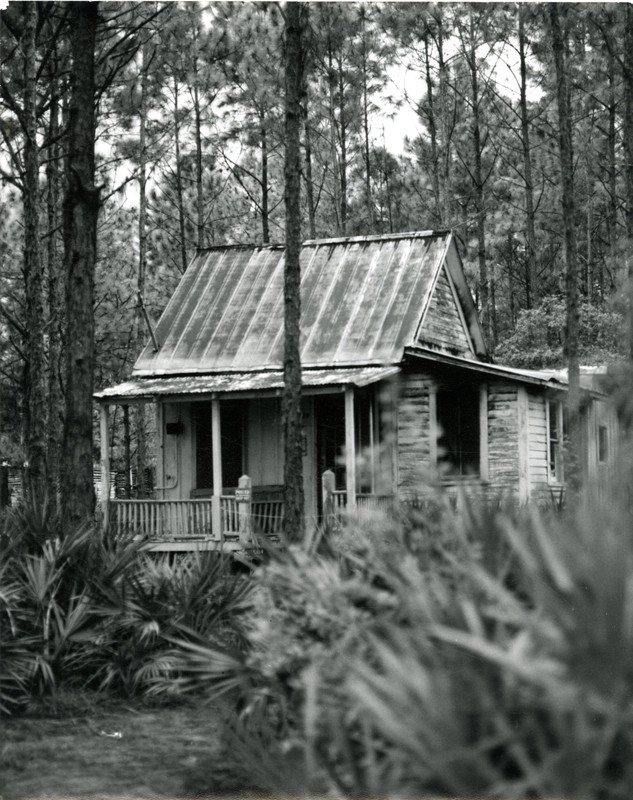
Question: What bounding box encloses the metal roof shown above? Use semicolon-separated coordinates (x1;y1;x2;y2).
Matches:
134;232;451;376
406;347;570;390
96;366;401;403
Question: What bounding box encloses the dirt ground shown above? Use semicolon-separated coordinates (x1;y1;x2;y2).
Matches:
0;698;235;800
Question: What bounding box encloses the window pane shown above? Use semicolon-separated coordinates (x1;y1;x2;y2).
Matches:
437;386;480;477
221;401;245;488
193;403;213;490
598;425;608;463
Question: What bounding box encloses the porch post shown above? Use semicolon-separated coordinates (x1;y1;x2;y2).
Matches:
369;395;375;494
99;403;110;532
154;400;164;499
211;397;223;542
344;387;356;511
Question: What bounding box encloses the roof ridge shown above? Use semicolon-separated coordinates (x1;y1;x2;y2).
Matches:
195;230;451;254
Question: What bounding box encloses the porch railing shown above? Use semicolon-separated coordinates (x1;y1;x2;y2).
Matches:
332;491;395;513
109;471;392;542
111;493;285;541
112;498;221;540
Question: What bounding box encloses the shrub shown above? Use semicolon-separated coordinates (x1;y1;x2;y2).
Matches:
180;488;633;798
0;500;250;711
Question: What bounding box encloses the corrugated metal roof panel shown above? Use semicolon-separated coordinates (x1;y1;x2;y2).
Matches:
96;366;401;402
134;233;449;375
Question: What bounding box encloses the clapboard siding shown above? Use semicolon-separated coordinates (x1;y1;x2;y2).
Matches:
528;393;549;485
418;267;473;357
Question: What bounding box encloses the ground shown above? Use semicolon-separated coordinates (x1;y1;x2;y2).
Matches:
0;694;233;800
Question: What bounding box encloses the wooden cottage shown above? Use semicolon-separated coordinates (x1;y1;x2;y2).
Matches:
96;231;618;550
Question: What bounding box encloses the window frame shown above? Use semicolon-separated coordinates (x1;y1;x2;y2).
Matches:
434;382;488;482
598;423;609;464
546;399;565;484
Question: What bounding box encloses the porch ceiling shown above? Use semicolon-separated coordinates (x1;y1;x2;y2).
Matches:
95;366;400;403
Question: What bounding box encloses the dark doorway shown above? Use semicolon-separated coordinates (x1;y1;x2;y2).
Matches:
315;394;345;514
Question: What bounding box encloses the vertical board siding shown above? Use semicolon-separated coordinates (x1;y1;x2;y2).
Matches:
487;383;520;496
527;392;550;502
396;373;433;492
417;266;473;356
247;397;283;486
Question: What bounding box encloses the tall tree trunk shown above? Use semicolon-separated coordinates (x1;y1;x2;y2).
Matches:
23;1;47;501
326;41;341;233
519;9;538;308
605;18;617;300
173;76;188;274
46;52;63;501
624;5;633;360
260;115;270;244
136;43;149;496
338;58;348;235
60;1;99;525
191;28;205;251
360;13;373;229
467;13;490;345
550;3;580;486
423;28;442;225
283;1;307;539
302;94;316;239
437;13;452;225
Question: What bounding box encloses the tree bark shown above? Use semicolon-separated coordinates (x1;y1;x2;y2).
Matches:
519;9;538;308
550;4;580;487
624;5;633;359
260;115;269;244
173;76;188;274
467;12;490;345
283;1;307;540
23;1;47;501
46;49;63;501
338;57;348;235
136;42;149;496
360;11;373;229
60;1;99;525
423;27;442;225
302;94;316;240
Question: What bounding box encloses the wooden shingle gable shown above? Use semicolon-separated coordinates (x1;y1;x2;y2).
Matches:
413;236;488;360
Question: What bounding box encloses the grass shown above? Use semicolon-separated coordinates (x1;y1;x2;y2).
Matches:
0;692;231;799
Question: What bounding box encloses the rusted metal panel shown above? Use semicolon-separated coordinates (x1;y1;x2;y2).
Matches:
134;233;449;375
95;366;401;403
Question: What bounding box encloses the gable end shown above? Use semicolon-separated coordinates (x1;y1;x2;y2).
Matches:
416;263;475;357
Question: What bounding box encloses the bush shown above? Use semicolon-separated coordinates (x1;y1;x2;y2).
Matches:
0;500;250;712
177;488;633;798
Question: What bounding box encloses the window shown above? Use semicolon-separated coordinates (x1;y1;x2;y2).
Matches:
598;424;608;463
436;385;481;477
192;401;245;491
547;400;565;482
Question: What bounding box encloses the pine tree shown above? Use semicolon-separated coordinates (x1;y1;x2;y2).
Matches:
283;1;307;539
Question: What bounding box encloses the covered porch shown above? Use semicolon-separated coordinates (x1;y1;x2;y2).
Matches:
96;367;398;550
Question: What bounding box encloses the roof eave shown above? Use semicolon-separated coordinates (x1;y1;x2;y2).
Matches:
404;346;569;391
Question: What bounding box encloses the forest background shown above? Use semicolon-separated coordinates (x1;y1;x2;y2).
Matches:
0;1;631;508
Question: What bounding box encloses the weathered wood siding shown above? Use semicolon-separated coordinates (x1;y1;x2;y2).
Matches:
396;373;433;493
161;402;193;500
418;266;473;357
486;382;520;496
396;372;522;500
526;391;552;503
247;397;284;486
583;396;619;500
